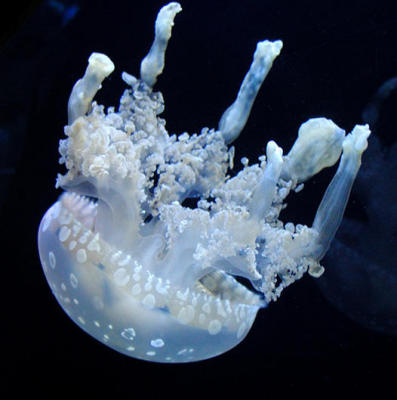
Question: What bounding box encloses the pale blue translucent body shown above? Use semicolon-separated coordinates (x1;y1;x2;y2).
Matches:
38;2;370;362
39;202;252;362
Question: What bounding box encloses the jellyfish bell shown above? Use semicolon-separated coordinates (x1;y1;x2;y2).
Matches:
38;193;262;362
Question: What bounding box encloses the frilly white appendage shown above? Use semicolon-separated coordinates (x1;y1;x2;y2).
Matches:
68;53;115;125
219;40;283;144
249;141;283;219
310;124;371;261
140;2;182;87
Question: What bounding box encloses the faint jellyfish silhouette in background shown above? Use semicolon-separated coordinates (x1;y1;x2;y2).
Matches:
47;0;80;27
317;77;397;335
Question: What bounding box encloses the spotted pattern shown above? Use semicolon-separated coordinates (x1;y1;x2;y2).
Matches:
38;194;261;362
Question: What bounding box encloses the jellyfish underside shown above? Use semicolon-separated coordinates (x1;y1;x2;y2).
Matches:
38;2;370;362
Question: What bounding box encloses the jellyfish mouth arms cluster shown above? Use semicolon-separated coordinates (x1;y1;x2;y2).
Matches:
38;2;371;363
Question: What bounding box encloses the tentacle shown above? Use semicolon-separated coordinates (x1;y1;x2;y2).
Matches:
140;2;182;87
310;124;371;260
67;53;114;125
218;40;283;144
249;141;283;219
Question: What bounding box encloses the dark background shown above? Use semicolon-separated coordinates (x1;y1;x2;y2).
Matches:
1;0;396;396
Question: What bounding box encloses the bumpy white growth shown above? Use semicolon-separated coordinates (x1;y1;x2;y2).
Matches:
281;117;346;182
40;2;371;363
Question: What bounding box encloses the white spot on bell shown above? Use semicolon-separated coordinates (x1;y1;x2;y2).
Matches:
70;273;78;288
113;268;130;286
142;294;156;308
177;305;195;324
49;251;56;269
59;226;71;242
131;283;141;295
76;248;87;263
208;319;222;335
121;327;136;341
150;338;165;348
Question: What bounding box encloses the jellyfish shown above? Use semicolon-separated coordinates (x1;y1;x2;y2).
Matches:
38;2;370;362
